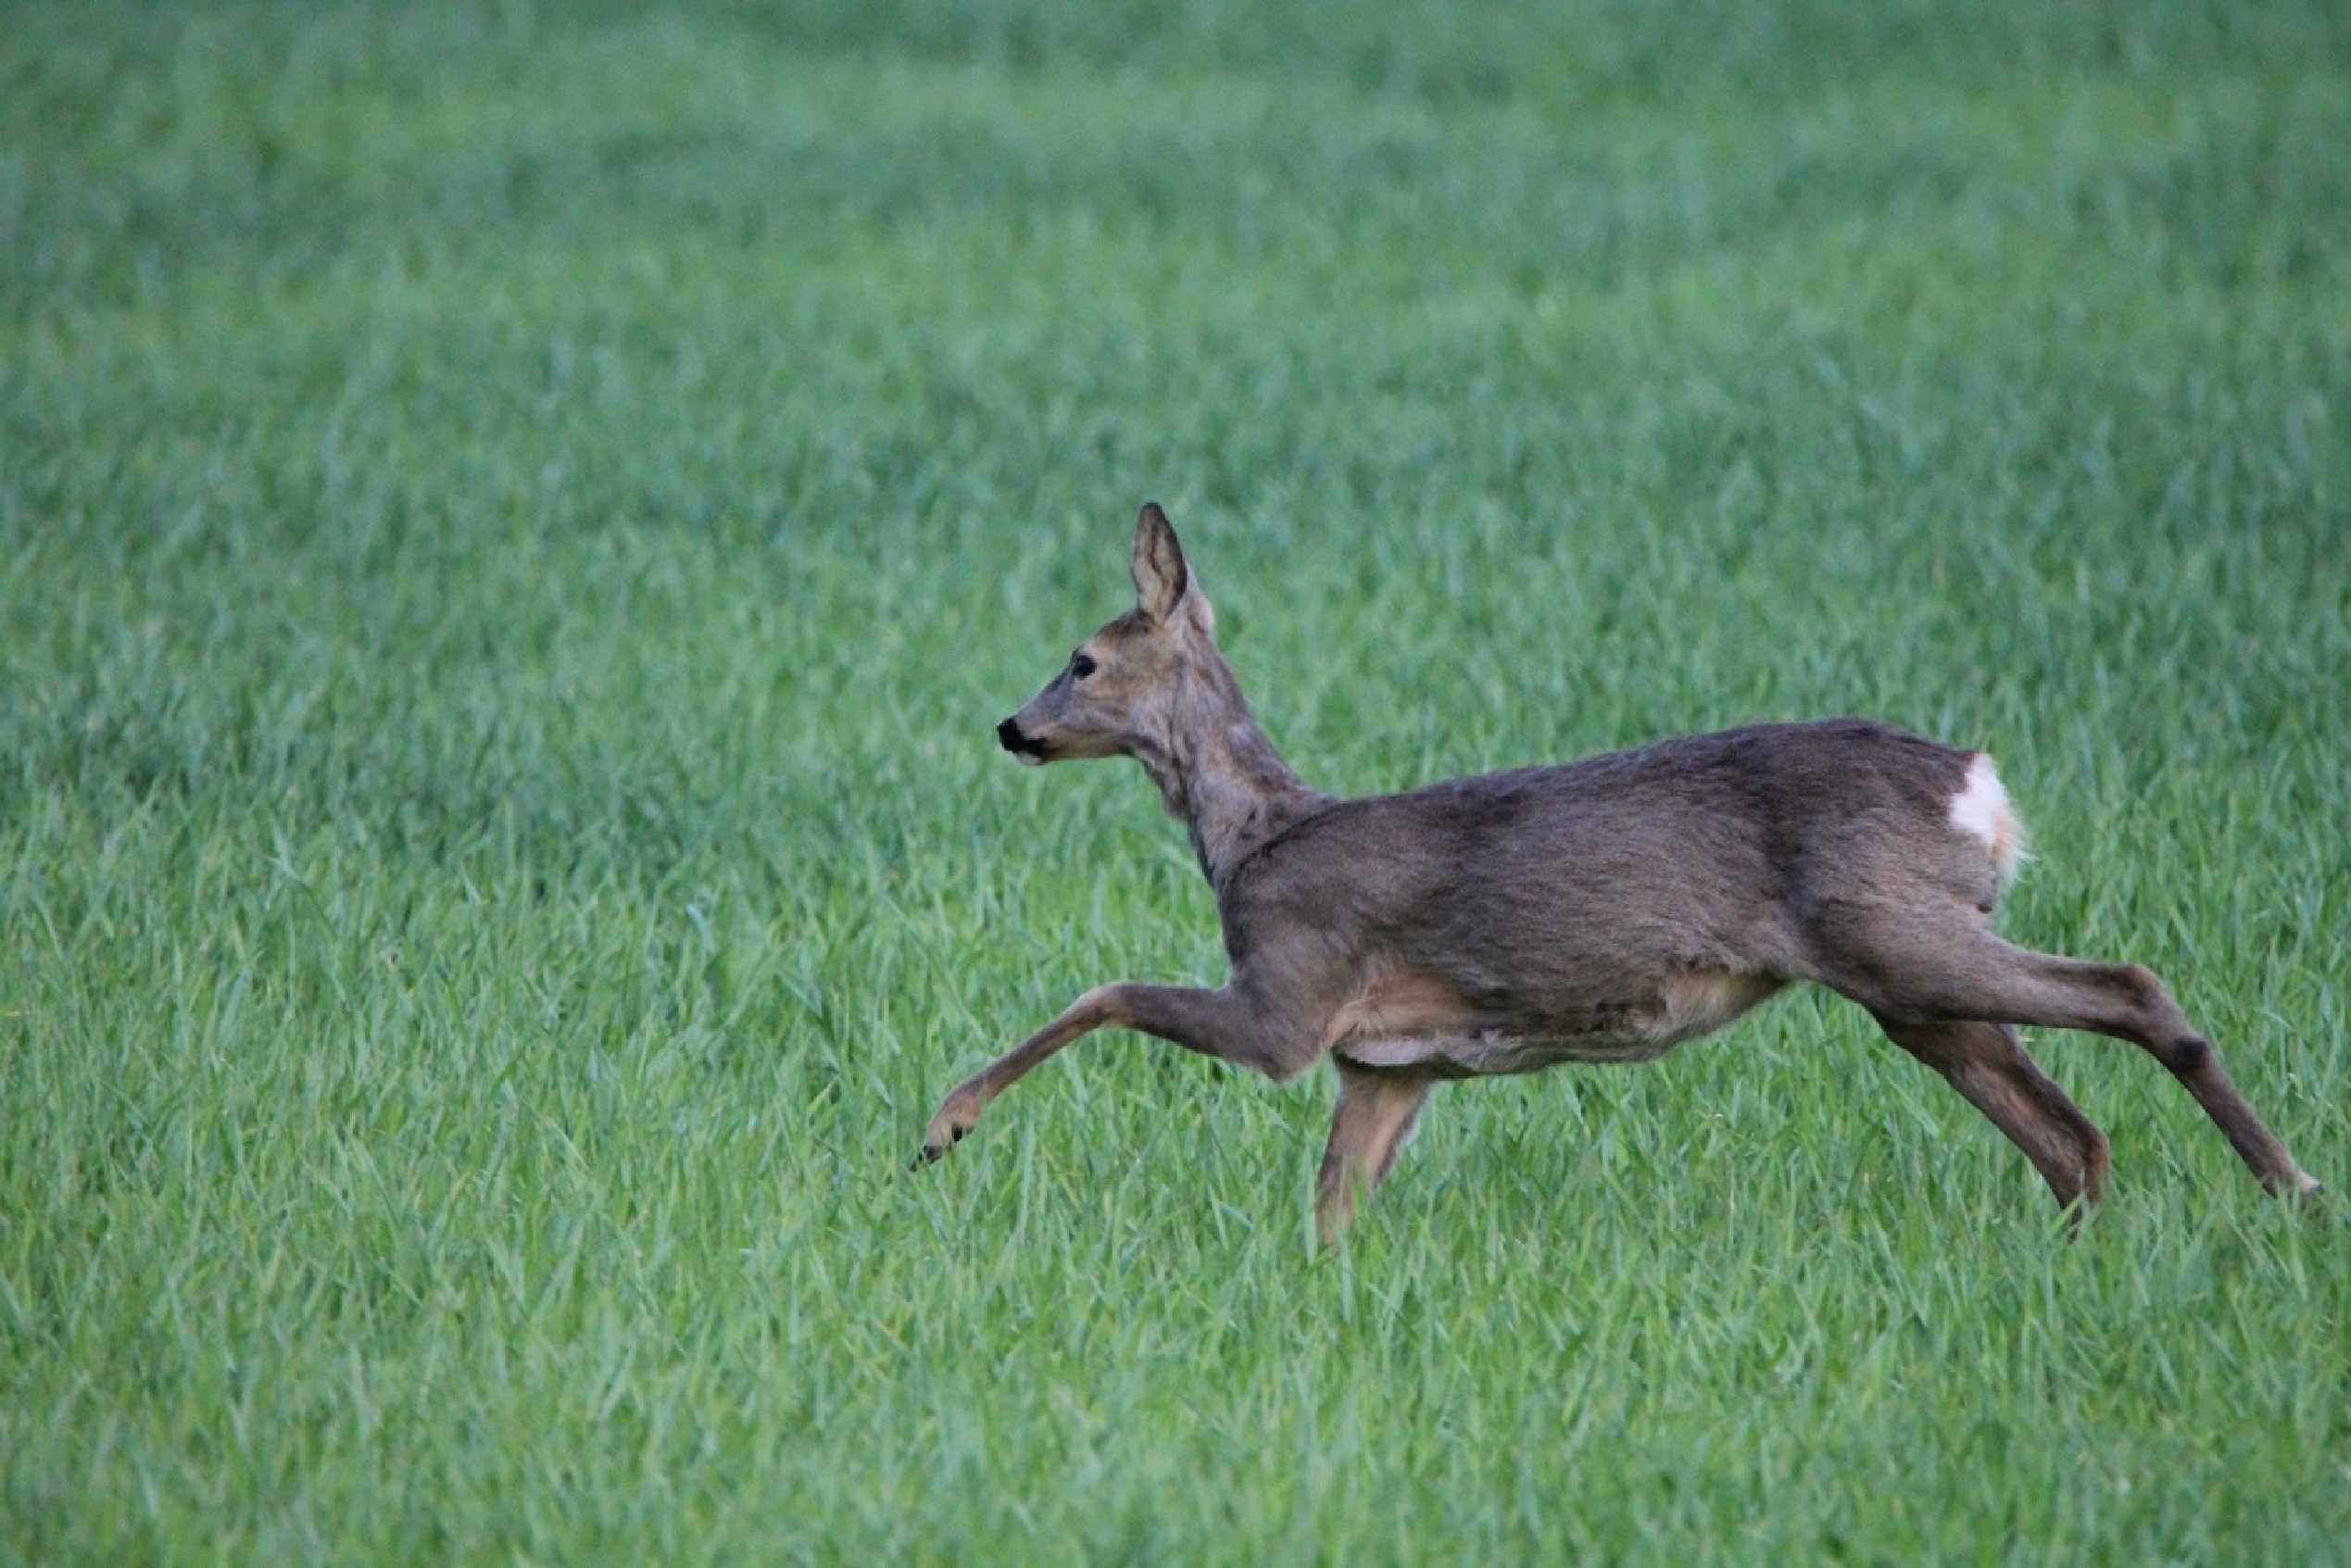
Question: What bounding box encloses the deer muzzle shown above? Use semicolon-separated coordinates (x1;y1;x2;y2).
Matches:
997;716;1047;764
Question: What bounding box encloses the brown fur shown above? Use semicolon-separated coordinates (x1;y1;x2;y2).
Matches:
924;505;2322;1236
1324;965;1479;1053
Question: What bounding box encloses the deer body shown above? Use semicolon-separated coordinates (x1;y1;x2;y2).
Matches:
923;505;2320;1238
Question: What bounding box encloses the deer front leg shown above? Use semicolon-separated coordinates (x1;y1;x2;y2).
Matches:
913;981;1316;1166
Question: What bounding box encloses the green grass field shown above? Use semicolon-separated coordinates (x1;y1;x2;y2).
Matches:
5;2;2348;1561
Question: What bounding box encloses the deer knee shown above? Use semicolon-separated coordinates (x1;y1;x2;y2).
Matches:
2097;962;2195;1047
2161;1031;2214;1077
2106;964;2222;1073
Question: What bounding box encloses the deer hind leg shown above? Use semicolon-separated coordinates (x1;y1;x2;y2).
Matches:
1822;923;2319;1200
1315;1061;1434;1243
1876;1017;2110;1214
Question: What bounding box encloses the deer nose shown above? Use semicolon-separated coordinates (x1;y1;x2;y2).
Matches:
996;717;1030;754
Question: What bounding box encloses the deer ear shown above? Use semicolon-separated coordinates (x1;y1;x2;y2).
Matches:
1131;501;1189;622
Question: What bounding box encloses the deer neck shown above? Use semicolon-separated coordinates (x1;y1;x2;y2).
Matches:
1137;657;1327;887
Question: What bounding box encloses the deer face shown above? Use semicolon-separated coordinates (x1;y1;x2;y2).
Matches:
996;503;1215;767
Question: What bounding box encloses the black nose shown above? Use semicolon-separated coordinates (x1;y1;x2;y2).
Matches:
996;717;1029;754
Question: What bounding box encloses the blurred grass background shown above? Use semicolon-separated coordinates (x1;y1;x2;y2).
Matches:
3;2;2347;1562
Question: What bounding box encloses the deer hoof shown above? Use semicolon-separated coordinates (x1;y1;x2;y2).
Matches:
909;1123;973;1170
921;1093;983;1159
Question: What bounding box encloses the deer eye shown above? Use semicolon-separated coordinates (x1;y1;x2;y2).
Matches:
1070;652;1098;680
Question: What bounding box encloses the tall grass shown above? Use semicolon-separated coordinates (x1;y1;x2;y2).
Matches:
3;2;2346;1561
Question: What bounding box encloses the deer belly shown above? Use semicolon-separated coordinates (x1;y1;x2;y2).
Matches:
1331;971;1783;1079
1337;1028;1681;1078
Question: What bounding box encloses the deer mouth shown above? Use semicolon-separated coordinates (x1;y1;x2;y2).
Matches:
997;717;1049;765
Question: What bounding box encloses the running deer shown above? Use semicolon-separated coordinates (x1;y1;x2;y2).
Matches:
917;503;2320;1238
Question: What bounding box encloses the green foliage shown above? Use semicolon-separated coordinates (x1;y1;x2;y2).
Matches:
2;1;2345;1561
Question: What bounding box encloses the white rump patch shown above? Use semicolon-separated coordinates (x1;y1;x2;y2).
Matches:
1950;753;2030;886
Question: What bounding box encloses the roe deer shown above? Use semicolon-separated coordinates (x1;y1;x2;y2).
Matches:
917;503;2320;1239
